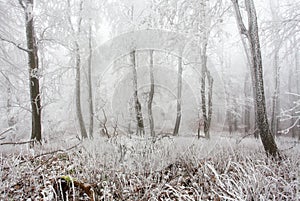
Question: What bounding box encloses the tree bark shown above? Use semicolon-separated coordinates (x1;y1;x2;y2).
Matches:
148;50;155;137
88;22;94;139
232;0;280;158
173;56;183;136
130;50;145;136
199;53;213;139
20;0;42;143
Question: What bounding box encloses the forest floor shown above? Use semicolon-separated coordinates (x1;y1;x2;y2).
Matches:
0;133;299;200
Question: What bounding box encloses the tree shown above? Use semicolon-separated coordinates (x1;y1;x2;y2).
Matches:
67;0;88;139
87;22;94;139
231;0;280;157
19;0;42;143
173;55;183;136
130;50;145;135
148;50;155;137
198;0;214;139
268;0;282;136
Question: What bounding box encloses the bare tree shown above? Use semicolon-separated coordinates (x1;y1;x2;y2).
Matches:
173;55;182;136
87;22;94;139
269;0;281;136
231;0;280;157
19;0;42;143
130;50;145;135
67;0;88;139
148;50;155;137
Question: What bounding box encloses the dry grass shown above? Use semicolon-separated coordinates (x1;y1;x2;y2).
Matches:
0;134;299;200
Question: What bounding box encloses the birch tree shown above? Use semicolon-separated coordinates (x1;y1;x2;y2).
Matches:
231;0;280;157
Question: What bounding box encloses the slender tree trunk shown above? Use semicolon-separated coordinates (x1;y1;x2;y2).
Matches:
232;0;279;158
68;0;87;139
148;50;155;137
200;53;213;139
88;23;94;139
75;41;87;139
270;51;280;136
244;75;251;133
233;98;238;132
20;0;42;143
270;0;281;137
288;68;296;138
173;55;182;136
236;11;259;138
295;39;300;141
130;50;145;136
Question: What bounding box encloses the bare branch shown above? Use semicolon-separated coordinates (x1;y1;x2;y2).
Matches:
0;35;31;53
231;0;248;36
0;140;34;146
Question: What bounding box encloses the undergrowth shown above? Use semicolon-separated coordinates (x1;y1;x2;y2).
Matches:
0;135;299;200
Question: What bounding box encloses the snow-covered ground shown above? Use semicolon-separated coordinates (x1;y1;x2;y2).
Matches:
1;133;299;200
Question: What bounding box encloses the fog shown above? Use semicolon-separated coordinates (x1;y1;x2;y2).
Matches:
0;0;299;142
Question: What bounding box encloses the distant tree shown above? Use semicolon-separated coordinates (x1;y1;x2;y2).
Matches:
231;0;280;157
67;0;88;139
87;22;94;139
130;50;145;135
173;55;183;136
148;50;155;137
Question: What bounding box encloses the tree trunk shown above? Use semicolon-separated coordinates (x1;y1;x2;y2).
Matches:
88;23;94;139
295;38;300;141
232;0;279;158
75;41;88;139
244;75;251;133
235;5;259;139
130;50;145;136
173;55;182;136
20;0;42;143
270;0;281;137
67;0;87;139
288;68;296;138
200;53;213;139
148;50;155;137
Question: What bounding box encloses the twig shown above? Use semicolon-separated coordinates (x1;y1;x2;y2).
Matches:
236;129;258;144
0;127;13;137
33;142;82;159
0;35;31;53
0;140;34;146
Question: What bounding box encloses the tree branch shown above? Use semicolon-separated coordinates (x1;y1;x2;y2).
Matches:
231;0;248;36
0;140;34;146
0;35;31;53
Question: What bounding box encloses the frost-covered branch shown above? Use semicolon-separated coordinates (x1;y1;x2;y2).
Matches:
0;35;31;53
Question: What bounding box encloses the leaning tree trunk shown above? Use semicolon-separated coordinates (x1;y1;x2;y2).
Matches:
148;50;155;137
20;0;42;143
130;50;145;136
232;0;280;158
173;55;182;136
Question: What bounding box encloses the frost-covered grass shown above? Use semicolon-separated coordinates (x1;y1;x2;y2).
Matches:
0;134;299;200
